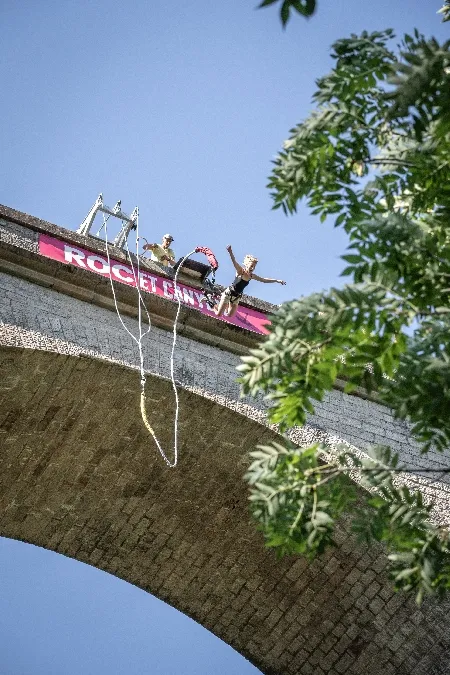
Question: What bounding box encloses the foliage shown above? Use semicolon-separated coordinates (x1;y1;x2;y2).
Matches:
239;29;450;602
439;2;450;23
258;1;450;27
247;442;357;557
258;0;316;27
246;443;450;604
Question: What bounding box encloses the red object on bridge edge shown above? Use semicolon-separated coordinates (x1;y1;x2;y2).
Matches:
195;246;219;270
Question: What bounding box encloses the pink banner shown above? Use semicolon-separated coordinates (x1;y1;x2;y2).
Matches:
38;234;270;335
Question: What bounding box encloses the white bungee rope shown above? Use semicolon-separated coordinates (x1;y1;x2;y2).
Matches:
103;212;195;467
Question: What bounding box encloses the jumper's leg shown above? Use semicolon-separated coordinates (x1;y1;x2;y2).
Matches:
225;301;239;317
214;291;230;316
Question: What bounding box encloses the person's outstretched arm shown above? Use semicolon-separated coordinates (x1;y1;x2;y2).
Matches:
140;238;174;262
252;273;286;285
141;237;158;252
226;245;243;275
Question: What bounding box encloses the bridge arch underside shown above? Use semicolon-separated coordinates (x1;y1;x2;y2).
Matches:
1;347;450;675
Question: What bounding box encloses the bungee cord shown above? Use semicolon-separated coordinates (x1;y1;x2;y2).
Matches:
102;211;195;467
103;213;151;345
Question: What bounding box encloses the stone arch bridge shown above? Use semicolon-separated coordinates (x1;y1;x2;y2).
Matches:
1;204;450;675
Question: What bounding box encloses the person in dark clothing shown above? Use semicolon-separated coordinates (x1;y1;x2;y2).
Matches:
215;245;286;317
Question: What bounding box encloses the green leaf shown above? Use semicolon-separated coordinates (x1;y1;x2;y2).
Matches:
313;511;334;525
394;567;419;581
341;254;362;264
280;0;290;27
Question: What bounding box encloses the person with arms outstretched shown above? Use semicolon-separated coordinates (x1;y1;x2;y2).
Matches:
215;245;286;317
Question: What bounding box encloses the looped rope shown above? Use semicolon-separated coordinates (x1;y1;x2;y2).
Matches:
103;212;195;467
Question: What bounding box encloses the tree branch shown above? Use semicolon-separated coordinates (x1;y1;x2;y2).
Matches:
368;157;417;167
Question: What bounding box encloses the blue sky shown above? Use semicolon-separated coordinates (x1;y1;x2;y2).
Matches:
0;1;448;673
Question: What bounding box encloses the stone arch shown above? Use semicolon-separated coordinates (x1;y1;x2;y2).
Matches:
1;346;450;675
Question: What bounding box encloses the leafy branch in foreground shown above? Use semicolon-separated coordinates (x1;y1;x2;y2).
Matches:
439;1;450;23
247;443;450;604
247;442;357;557
241;26;450;602
257;1;449;28
238;281;409;431
258;0;316;27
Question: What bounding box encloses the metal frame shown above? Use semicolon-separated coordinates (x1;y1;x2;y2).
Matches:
77;194;139;249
